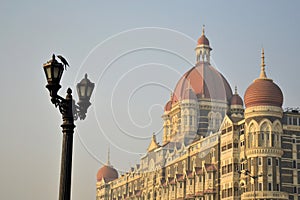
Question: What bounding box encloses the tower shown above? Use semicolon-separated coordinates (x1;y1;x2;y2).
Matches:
195;25;212;63
230;86;244;118
242;49;285;199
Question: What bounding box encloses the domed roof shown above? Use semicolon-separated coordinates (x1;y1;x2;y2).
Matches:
197;34;210;46
244;49;283;108
231;87;243;106
244;79;283;108
97;165;118;182
172;62;233;104
197;25;210;46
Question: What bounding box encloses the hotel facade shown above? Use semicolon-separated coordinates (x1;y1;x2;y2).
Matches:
96;28;300;200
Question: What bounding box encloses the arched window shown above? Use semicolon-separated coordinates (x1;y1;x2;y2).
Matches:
208;112;214;129
183;116;187;125
248;124;256;148
260;121;270;146
189;116;193;125
215;112;222;129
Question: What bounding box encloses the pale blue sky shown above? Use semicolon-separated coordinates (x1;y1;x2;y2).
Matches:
1;1;300;200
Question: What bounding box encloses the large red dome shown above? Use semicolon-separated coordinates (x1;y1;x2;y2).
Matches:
97;165;118;182
244;78;283;108
172;62;232;104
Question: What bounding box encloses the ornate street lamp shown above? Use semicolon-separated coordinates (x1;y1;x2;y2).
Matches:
43;54;94;200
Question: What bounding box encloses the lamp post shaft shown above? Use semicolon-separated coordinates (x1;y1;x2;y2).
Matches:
59;90;76;200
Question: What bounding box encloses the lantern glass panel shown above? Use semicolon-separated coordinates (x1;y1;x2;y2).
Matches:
80;85;86;97
53;66;60;79
87;86;93;98
46;67;52;79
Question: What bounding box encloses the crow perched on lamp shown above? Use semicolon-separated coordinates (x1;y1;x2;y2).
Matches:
57;55;69;70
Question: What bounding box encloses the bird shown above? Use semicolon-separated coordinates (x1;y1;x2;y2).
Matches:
57;55;69;70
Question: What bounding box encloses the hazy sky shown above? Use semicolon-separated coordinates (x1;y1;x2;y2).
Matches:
1;1;300;200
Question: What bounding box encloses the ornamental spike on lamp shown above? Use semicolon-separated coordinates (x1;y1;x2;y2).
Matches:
43;54;95;200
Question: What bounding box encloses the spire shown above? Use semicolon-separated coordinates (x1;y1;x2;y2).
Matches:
202;24;205;35
147;132;160;152
259;48;267;79
107;147;111;166
234;86;238;95
152;132;156;142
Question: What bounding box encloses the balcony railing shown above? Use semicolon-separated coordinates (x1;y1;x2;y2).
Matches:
241;191;288;200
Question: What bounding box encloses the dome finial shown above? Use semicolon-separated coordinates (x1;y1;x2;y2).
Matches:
259;48;267;79
107;146;111;166
234;86;238;95
202;24;205;35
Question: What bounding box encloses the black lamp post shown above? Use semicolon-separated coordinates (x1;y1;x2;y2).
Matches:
43;54;94;200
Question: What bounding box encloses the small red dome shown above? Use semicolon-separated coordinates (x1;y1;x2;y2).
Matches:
97;165;118;182
172;62;232;104
164;100;172;111
244;78;283;108
231;94;243;106
197;35;210;46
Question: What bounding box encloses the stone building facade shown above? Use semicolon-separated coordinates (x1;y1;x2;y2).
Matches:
96;27;300;200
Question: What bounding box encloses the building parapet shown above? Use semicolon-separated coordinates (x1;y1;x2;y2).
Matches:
242;191;288;200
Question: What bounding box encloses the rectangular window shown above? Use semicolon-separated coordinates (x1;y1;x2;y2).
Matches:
228;164;233;173
228;188;233;197
259;183;262;191
288;117;292;125
258;157;262;165
268;183;272;191
233;142;238;148
293;118;297;126
221;145;227;151
268;158;272;165
276;158;279;166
